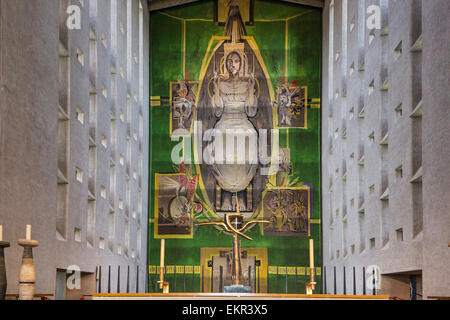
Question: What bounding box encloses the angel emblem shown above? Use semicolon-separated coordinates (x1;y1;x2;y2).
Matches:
161;164;199;228
273;85;302;127
172;80;195;129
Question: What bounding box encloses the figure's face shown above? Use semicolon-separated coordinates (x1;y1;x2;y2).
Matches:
226;53;241;76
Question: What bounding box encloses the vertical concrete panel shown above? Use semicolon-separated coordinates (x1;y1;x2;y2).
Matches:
0;0;60;295
0;0;150;298
323;0;449;299
422;0;450;299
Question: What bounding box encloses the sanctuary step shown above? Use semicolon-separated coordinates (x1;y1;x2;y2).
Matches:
91;293;390;300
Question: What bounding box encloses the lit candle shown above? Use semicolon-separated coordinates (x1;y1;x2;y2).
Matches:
159;239;165;286
160;239;165;269
0;225;3;241
26;225;31;240
309;239;314;271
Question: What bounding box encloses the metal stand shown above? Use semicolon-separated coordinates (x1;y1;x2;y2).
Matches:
232;233;241;286
306;267;316;295
197;194;269;293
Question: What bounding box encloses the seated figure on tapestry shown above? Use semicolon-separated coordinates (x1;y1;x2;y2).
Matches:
207;51;258;212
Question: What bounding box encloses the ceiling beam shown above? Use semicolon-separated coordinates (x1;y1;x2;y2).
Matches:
148;0;200;12
148;0;324;12
280;0;324;8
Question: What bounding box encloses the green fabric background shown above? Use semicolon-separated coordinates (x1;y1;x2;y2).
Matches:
149;0;322;293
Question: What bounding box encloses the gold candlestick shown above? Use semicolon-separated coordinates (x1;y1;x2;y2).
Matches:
306;239;316;295
232;233;241;286
18;225;39;300
158;239;169;293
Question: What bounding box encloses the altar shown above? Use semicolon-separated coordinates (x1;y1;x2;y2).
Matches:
91;293;390;300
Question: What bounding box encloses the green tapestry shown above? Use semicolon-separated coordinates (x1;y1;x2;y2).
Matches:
148;0;322;294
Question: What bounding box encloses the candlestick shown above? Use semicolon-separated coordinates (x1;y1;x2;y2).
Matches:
0;227;10;300
306;239;316;295
18;230;39;300
158;239;169;293
26;225;31;240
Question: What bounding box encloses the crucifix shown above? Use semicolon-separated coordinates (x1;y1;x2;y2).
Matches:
196;193;269;289
231;217;240;230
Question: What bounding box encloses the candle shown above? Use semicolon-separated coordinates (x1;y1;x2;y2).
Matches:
0;225;3;241
26;225;31;240
309;239;314;271
159;239;165;285
160;239;165;269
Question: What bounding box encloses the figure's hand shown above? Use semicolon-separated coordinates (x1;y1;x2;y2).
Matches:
213;72;220;91
248;73;255;85
249;73;257;93
246;73;258;115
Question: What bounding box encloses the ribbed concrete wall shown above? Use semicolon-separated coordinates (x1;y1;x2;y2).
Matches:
321;0;449;299
0;0;150;298
421;0;450;299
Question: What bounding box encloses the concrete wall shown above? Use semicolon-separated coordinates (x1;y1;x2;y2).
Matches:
421;0;450;298
321;0;449;299
0;0;150;298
